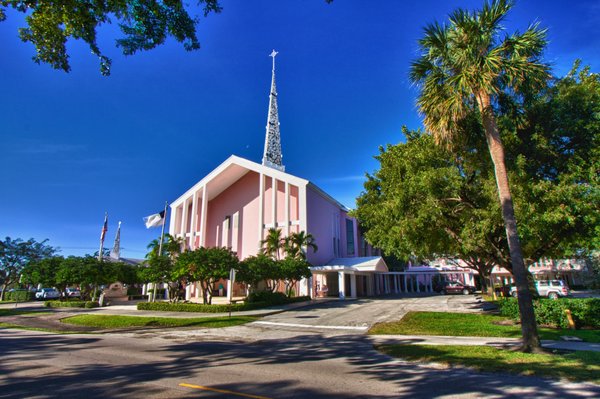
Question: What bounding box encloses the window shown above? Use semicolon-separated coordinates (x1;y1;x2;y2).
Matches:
346;219;355;256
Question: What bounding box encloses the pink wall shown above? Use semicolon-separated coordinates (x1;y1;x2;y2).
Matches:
306;187;357;265
204;171;261;259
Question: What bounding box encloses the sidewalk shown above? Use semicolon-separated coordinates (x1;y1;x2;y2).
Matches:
369;334;600;352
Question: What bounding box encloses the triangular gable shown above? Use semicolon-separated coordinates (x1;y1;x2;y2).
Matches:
171;155;309;208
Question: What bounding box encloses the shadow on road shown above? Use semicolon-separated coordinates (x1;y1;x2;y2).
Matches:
1;329;598;398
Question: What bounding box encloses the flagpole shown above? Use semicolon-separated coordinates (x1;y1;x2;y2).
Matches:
153;202;169;302
158;201;168;256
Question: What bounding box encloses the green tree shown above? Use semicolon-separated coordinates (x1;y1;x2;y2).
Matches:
1;1;334;75
144;234;183;301
236;254;279;294
21;256;63;290
0;237;56;300
279;257;311;297
174;246;238;304
260;228;285;260
284;231;318;260
354;130;502;288
409;0;548;352
0;0;223;75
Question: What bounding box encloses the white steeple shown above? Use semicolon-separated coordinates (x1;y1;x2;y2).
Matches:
262;49;285;172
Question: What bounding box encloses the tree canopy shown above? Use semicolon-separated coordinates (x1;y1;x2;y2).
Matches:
173;246;238;304
1;0;222;75
0;236;56;300
356;61;600;296
1;0;333;75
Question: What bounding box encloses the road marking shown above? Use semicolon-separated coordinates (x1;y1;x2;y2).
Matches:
252;321;368;331
179;383;273;399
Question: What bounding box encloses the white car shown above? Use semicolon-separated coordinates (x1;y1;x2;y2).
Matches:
35;288;60;300
510;280;570;299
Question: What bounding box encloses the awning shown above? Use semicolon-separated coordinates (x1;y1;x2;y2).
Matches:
310;256;389;273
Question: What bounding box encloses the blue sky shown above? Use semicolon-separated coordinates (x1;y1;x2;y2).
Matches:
1;0;598;259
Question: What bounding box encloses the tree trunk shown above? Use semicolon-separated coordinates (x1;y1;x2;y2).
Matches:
477;92;541;352
0;282;8;301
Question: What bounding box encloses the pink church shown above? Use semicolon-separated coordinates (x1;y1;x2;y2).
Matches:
168;51;388;301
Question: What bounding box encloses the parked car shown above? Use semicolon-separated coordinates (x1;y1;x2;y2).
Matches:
510;280;570;299
64;287;81;298
434;281;477;295
35;288;60;300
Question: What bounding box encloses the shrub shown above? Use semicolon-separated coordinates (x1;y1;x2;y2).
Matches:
137;295;311;313
44;301;99;309
247;291;288;305
497;298;600;329
137;301;267;313
3;290;36;302
127;287;141;296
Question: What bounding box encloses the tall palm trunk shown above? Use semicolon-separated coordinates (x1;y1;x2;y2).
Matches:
477;92;541;352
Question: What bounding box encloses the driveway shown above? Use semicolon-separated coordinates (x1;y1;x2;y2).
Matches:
252;293;490;332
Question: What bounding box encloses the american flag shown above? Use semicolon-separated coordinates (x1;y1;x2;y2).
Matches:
100;213;108;243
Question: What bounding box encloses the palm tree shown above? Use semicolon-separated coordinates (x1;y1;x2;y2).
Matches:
285;231;318;260
146;234;183;261
260;228;285;260
145;234;183;302
409;0;548;351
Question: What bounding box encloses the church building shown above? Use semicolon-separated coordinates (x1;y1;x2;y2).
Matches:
168;51;388;301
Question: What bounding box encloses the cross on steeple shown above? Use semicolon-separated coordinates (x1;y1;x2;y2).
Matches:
262;49;285;172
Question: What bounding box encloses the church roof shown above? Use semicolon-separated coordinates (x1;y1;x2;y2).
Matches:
170;155;348;212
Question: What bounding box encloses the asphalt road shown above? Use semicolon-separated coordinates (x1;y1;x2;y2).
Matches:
1;295;599;398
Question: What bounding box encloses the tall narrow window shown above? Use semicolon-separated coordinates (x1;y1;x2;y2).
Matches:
346;219;355;256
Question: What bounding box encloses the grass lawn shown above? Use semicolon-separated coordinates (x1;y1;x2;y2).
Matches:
0;322;80;334
377;344;600;384
368;311;600;343
0;309;51;317
61;314;258;329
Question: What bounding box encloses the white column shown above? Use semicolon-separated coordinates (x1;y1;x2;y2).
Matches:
338;271;346;299
227;274;234;303
185;284;191;301
168;204;176;237
350;274;357;298
190;190;198;249
258;173;264;248
285;182;290;236
299;184;307;233
200;186;208;247
231;211;239;254
180;198;188;248
272;176;277;229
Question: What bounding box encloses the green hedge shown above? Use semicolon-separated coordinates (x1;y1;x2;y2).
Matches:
137;295;312;313
497;298;600;329
248;291;288;304
137;301;267;313
44;300;99;309
2;290;36;302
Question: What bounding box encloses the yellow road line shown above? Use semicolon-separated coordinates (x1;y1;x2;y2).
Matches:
179;383;273;399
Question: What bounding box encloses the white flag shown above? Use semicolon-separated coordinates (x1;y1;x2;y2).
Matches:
144;210;165;228
110;221;121;259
